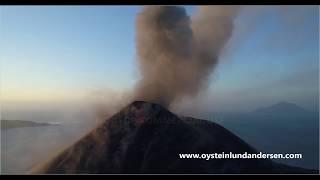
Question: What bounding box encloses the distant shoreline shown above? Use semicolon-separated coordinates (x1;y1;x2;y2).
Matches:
1;120;58;130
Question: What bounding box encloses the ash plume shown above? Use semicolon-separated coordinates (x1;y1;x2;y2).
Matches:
133;5;240;108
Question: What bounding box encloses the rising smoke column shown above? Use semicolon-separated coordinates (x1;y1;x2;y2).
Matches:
134;5;240;107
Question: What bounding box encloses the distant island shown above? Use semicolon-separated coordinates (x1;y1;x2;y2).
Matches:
1;120;56;130
254;101;310;115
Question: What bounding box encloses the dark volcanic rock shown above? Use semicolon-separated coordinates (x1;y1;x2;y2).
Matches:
32;101;317;174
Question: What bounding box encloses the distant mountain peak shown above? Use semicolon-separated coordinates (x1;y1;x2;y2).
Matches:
276;101;295;106
255;101;309;114
274;101;301;107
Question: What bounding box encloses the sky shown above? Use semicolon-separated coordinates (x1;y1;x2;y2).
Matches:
0;5;319;113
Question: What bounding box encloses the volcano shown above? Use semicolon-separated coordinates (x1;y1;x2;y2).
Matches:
32;101;317;174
